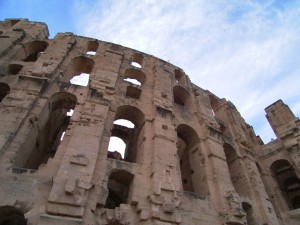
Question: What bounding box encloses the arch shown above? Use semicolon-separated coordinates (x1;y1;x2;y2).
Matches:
208;94;221;116
0;83;10;103
173;85;192;109
105;170;134;209
270;159;300;209
114;105;144;130
8;64;23;75
174;68;185;84
0;206;26;225
63;56;94;83
49;92;77;112
131;52;143;68
177;124;208;196
13;40;48;62
108;105;145;163
223;143;248;196
86;40;99;55
22;92;77;169
124;68;146;85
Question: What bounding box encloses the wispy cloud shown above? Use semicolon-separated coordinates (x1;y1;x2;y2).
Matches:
72;0;300;143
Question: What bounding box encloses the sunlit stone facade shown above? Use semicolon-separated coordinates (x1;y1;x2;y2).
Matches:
0;18;299;225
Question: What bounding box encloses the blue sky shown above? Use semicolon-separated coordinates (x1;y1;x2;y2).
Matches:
1;0;300;143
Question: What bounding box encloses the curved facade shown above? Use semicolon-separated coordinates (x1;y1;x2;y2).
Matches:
0;18;299;225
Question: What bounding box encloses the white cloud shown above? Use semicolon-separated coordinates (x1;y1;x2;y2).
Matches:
73;0;300;142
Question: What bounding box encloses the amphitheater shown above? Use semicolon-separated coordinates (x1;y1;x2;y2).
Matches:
0;18;299;225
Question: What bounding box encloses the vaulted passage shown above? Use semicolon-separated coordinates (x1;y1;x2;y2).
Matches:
223;143;248;196
177;124;208;196
22;92;77;170
105;170;134;209
271;159;300;210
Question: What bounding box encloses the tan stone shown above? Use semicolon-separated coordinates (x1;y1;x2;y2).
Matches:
0;18;299;225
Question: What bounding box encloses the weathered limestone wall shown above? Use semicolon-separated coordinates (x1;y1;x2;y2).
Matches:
0;18;299;225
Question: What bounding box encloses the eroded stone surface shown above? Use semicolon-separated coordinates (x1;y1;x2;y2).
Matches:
0;18;299;225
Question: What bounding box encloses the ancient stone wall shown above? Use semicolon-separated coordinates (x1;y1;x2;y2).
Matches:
0;18;299;225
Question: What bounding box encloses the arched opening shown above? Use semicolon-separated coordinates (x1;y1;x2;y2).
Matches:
173;85;192;110
174;69;185;84
271;159;300;209
177;124;208;196
108;106;144;163
123;69;145;99
124;68;145;85
131;53;143;68
63;56;94;83
23;92;77;170
223;143;248;196
208;95;220;117
13;41;48;62
86;40;99;55
105;170;134;209
8;64;23;75
0;83;10;103
0;206;26;225
242;202;255;225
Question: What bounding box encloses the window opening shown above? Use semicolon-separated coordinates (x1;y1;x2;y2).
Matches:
124;68;145;85
64;56;94;83
108;106;144;163
14;41;49;62
173;85;192;109
86;40;98;55
0;83;10;103
131;53;143;68
70;73;90;86
208;95;220;116
105;170;134;209
22;92;77;170
174;69;185;84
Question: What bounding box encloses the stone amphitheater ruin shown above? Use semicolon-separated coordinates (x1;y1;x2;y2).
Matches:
0;18;299;225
